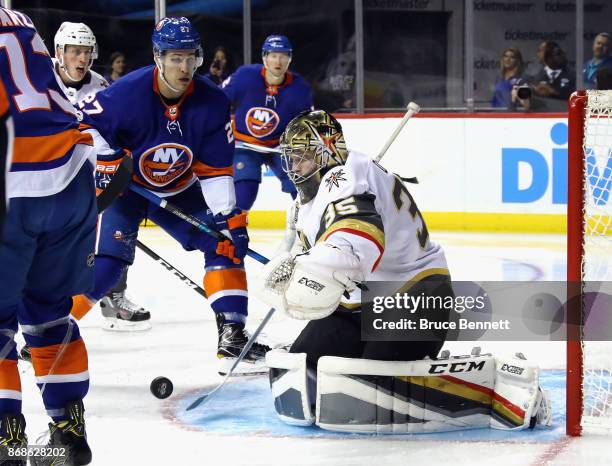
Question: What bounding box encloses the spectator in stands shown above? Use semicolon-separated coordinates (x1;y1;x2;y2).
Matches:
313;35;356;112
204;46;232;85
531;42;575;111
525;40;551;79
584;33;612;88
104;51;126;84
491;47;530;110
596;67;612;90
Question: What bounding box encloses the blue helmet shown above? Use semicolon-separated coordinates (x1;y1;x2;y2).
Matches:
152;17;203;59
261;35;292;55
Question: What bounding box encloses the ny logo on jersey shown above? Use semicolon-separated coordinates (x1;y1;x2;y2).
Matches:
139;143;193;187
245;107;280;138
324;169;347;191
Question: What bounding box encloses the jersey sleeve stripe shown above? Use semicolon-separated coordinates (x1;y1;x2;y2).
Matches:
320;218;385;272
0;360;21;392
11;128;93;164
192;160;233;178
0;80;9;114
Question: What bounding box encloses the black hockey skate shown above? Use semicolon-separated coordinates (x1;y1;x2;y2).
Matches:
216;313;270;376
100;291;151;332
0;413;27;466
32;400;91;466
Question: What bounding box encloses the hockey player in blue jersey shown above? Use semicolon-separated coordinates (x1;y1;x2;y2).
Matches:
69;17;270;375
0;7;105;464
221;35;313;211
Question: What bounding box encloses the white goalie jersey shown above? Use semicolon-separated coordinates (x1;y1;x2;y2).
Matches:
294;150;449;305
52;58;108;106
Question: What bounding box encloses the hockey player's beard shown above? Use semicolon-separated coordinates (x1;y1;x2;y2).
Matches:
296;174;321;204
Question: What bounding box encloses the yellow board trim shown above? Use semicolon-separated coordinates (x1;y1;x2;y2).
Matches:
142;211;612;235
246;211;569;233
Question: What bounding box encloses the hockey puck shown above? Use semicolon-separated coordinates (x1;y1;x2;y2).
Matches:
150;376;173;399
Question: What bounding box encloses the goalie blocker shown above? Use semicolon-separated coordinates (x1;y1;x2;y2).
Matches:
266;349;552;433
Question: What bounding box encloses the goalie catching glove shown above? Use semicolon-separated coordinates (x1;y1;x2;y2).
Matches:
253;242;363;320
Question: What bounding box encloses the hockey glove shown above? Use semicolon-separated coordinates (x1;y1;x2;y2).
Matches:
95;148;130;195
214;209;249;264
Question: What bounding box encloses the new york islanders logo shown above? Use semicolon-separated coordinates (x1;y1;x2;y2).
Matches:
139;143;193;187
245;107;280;138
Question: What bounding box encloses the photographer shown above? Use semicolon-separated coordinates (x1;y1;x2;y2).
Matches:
531;42;575;112
204;46;232;85
491;47;530;111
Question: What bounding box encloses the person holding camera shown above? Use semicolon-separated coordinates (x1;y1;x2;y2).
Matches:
204;46;232;85
531;42;575;111
491;47;530;111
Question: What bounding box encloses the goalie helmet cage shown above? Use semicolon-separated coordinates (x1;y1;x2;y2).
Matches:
567;90;612;436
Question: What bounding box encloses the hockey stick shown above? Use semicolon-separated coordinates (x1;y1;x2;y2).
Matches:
186;307;276;411
135;240;206;297
130;184;277;408
374;101;421;162
239;142;280;154
130;184;269;265
97;155;133;213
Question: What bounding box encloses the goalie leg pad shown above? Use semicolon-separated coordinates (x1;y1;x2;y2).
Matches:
491;355;552;430
266;349;315;426
315;354;496;434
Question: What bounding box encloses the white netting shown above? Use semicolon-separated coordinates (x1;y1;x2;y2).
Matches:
582;90;612;432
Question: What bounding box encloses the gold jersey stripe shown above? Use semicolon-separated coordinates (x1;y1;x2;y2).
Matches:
317;218;385;249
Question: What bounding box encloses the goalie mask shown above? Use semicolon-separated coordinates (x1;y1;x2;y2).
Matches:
54;22;98;82
280;110;348;203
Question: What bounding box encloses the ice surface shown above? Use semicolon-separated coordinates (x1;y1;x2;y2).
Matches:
15;229;611;465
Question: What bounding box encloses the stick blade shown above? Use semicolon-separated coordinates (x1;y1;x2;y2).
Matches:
186;395;207;411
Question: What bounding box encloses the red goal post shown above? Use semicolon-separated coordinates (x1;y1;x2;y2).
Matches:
567;90;612;436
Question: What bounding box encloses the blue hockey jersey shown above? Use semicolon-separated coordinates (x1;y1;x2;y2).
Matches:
81;65;235;196
221;64;312;149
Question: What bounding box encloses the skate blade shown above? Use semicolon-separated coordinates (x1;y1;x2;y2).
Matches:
216;357;269;376
103;317;152;332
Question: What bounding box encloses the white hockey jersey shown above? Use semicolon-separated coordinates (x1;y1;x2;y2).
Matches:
52;58;108;106
295;150;449;305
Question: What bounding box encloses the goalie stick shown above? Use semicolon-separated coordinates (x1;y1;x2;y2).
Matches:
129;184;277;409
186;307;276;410
375;101;421;162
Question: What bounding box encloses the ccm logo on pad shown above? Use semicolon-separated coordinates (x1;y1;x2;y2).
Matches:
428;360;486;374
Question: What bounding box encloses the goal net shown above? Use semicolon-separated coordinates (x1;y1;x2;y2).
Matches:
567;90;612;436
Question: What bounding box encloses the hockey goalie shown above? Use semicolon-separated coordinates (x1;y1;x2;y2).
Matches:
254;110;552;434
